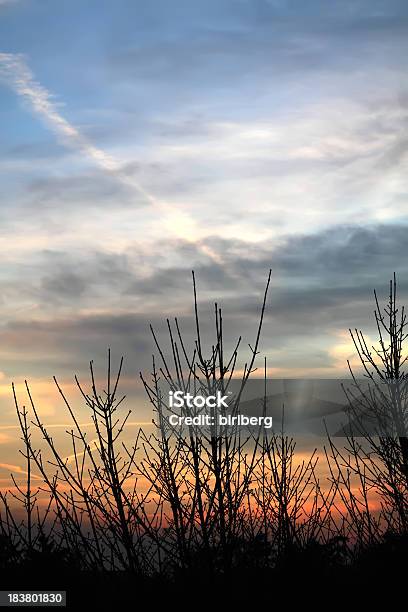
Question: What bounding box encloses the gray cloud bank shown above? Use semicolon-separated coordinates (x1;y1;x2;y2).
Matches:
0;222;406;380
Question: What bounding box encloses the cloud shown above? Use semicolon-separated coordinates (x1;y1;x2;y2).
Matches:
26;170;143;211
0;222;405;384
2;222;407;314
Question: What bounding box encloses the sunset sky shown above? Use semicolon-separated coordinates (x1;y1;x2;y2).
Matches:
0;0;408;437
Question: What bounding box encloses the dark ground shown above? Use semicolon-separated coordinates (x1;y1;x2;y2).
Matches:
1;534;406;607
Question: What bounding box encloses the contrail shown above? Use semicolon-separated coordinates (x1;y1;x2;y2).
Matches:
0;462;43;481
0;52;157;206
0;52;223;263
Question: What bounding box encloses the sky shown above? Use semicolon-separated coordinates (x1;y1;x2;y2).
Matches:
0;0;408;437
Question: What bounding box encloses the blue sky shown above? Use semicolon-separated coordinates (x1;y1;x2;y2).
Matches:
0;0;408;422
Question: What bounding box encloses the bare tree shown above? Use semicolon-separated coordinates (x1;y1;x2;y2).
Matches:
4;271;405;584
326;274;408;538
